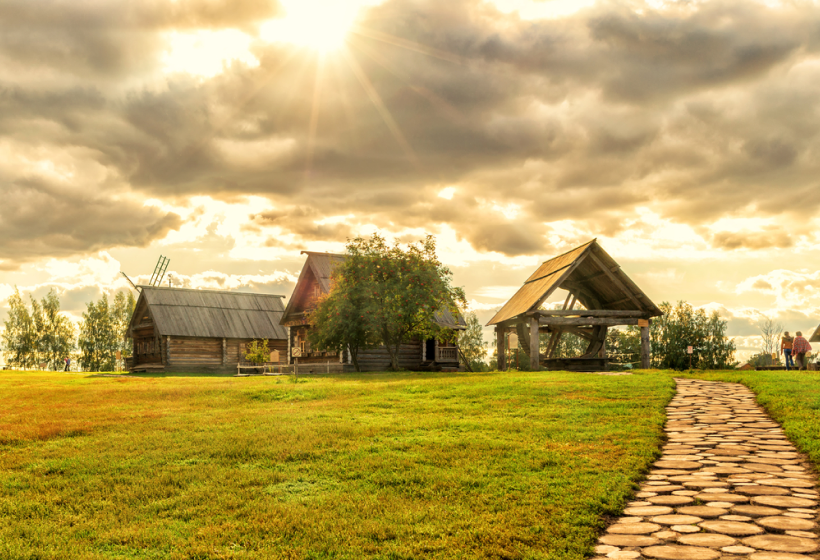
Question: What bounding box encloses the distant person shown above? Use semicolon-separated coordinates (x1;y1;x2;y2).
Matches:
781;332;795;370
64;357;70;372
792;332;812;371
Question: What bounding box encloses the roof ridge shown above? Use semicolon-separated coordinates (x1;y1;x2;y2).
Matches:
301;251;347;257
138;286;285;297
538;238;596;264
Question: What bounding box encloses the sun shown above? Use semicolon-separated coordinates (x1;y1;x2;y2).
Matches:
260;0;381;53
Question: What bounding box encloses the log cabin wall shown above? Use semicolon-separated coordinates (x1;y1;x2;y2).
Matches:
127;286;288;374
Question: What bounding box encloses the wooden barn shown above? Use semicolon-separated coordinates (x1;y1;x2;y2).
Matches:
279;251;465;372
127;286;288;373
487;239;663;372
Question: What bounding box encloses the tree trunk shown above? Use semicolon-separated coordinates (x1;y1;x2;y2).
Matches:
349;344;362;372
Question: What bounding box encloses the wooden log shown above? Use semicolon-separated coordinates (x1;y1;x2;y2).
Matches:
496;327;505;371
531;309;649;318
640;322;651;369
539;317;641;326
586;251;646;311
530;316;540;371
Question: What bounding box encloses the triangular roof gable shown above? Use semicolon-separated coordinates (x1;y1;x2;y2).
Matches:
810;324;820;343
280;252;346;325
486;240;662;326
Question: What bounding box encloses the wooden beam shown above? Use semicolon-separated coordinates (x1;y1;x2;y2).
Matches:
532;309;649;318
640;321;651;369
587;251;645;311
540;317;641;326
530;316;540;371
496;327;506;371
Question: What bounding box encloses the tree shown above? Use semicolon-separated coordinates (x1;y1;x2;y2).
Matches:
308;234;466;371
458;312;488;372
34;290;76;370
307;259;380;372
78;294;117;372
2;288;75;370
2;288;35;369
650;301;737;370
758;315;782;363
111;291;136;363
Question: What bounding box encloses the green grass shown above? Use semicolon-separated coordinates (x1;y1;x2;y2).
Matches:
674;370;820;466
0;370;674;560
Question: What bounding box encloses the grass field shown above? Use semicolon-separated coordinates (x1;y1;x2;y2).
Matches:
0;370;674;560
676;369;820;466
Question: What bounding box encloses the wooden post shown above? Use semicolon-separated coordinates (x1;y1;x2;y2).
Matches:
496;327;506;371
640;321;651;369
530;316;540;371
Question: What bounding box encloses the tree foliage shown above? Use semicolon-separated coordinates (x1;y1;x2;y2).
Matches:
308;234;466;371
78;294;117;372
650;301;737;370
244;339;270;365
112;291;137;360
2;288;75;370
458;312;488;372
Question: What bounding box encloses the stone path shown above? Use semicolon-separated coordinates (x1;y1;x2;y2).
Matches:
592;378;819;560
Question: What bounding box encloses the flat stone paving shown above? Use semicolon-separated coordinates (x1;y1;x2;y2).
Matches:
593;378;819;560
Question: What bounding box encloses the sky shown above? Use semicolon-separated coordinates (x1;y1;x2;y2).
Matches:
1;0;819;362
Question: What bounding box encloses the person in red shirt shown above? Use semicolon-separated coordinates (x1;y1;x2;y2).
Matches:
792;332;812;371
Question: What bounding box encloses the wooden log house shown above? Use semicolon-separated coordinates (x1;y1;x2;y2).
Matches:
279;251;464;372
487;240;663;372
127;286;288;373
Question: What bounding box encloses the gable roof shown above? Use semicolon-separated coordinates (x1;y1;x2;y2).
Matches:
280;251;466;329
130;286;287;339
487;239;663;326
810;324;820;343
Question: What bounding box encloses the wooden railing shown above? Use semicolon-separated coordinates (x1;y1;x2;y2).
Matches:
436;347;458;362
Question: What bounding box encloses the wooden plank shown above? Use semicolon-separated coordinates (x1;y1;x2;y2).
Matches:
496;327;505;371
539;317;640;326
640;323;651;369
532;309;648;318
586;250;645;310
530;316;540;371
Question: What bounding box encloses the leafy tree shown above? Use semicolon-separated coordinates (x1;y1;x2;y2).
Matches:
2;288;36;369
606;327;642;367
650;301;736;370
458;312;488;372
307;259;380;372
112;291;136;361
33;290;76;370
78;294;117;372
2;288;75;370
308;234;466;371
245;339;270;366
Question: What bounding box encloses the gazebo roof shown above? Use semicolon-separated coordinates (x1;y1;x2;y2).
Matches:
486;239;662;326
810;324;820;343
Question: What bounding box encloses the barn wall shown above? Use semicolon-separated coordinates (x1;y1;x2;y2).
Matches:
168;337;222;368
356;340;422;371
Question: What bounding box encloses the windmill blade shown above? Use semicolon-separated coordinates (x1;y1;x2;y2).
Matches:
149;255;170;287
120;271;140;292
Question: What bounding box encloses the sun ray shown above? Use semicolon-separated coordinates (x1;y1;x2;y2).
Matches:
305;54;327;181
349;36;465;124
341;49;419;166
350;26;466;66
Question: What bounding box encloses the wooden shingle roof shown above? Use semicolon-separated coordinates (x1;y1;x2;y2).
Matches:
134;286;287;339
810;324;820;343
487;239;662;326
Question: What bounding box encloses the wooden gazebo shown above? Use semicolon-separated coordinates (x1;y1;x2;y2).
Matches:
486;240;663;371
810;324;820;344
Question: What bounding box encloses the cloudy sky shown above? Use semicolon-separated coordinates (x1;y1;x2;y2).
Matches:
1;0;819;361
